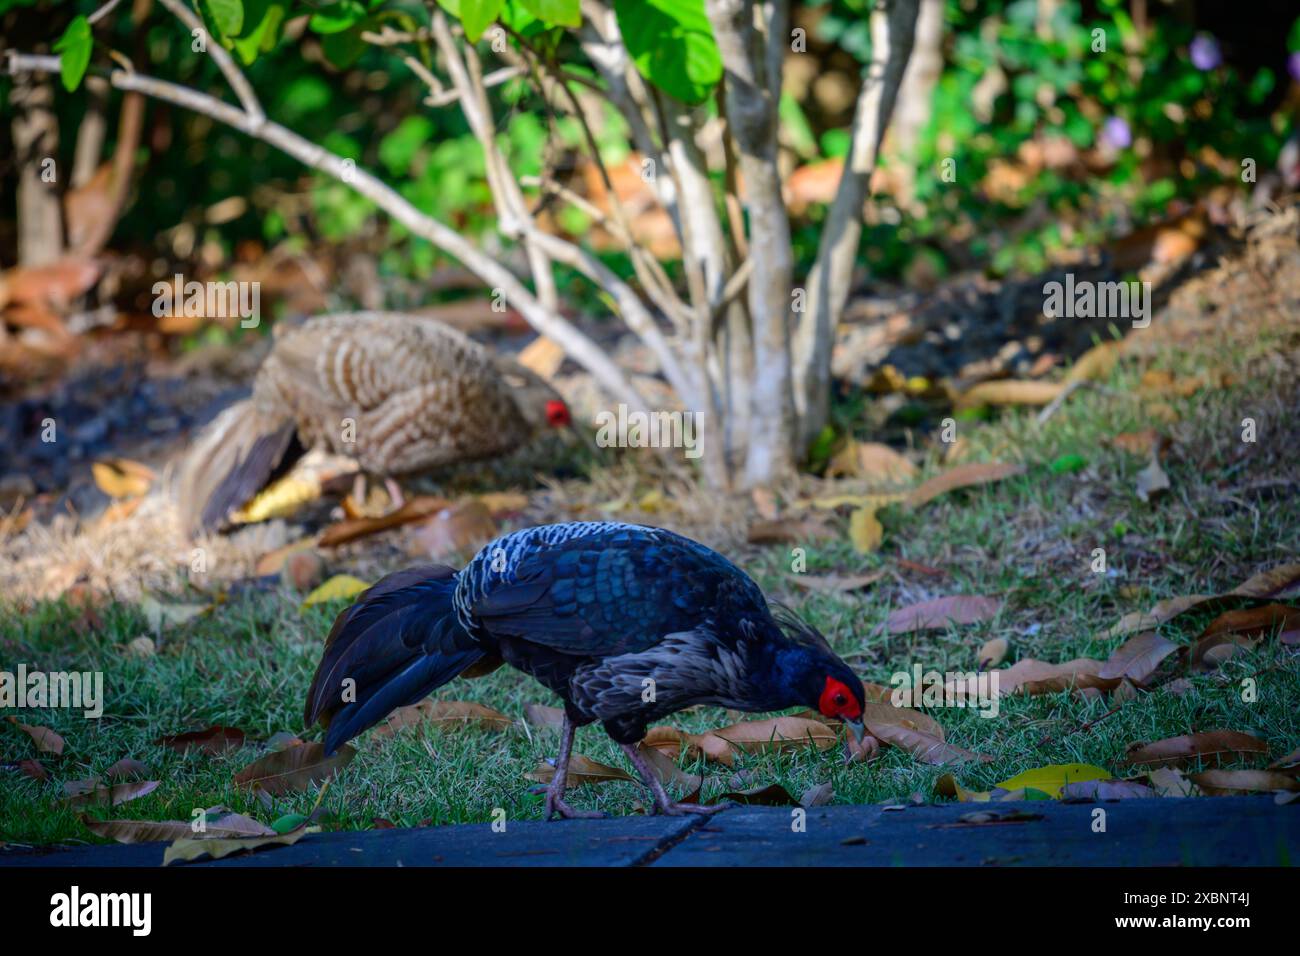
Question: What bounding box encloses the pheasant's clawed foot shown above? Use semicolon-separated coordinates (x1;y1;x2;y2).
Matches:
545;794;606;820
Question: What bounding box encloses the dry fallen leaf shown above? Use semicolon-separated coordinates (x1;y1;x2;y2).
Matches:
83;809;274;845
747;515;832;544
972;658;1119;698
848;506;883;554
906;462;1024;509
1190;604;1300;671
860;700;947;741
7;716;65;754
800;782;835;808
827;439;916;483
410;500;498;559
712;783;800;806
977;637;1009;670
375;700;511;737
1135;455;1170;503
956;379;1065;410
65;779;160;809
887;595;1002;633
232;742;356;795
91;458;155;499
870;724;992;765
1099;631;1180;683
708;716;838;756
642;725;737;767
1121;731;1269;770
163;825;314;866
105;757;148;781
791;571;886;594
1189;770;1300;796
156;725;246;755
524;703;566;731
1145;766;1199;797
634;743;702;792
1105;563;1300;639
301;574;370;608
525;754;633;787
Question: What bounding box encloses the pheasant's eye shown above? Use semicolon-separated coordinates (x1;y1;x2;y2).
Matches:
834;693;846;706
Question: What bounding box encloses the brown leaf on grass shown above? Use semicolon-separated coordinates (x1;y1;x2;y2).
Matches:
750;486;780;521
1145;767;1199;797
318;495;451;548
906;462;1024;509
800;782;835;808
955;379;1065;410
1190;604;1300;671
65;779;160;809
1135;456;1170;503
643;726;736;767
254;538;320;577
870;724;992;765
91;458;155;499
1099;631;1180;683
7;717;65;754
747;515;831;544
790;570;886;594
1065;341;1124;384
523;703;566;731
1121;731;1269;770
516;334;565;379
525;754;633;787
375;700;511;737
232;742;355;795
156;725;246;755
1108;428;1164;456
163;825;314;866
634;743;702;792
977;637;1009;670
712;783;800;806
105;758;148;781
708;716;838;755
887;595;1001;633
1106;563;1300;639
83;808;274;844
1268;747;1300;772
18;758;48;781
991;658;1119;697
477;492;530;516
1189;770;1300;796
861;701;946;740
410;500;498;559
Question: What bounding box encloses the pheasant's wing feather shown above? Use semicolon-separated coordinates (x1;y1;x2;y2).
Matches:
469;526;736;657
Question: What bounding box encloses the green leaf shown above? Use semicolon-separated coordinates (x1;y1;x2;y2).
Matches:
1049;453;1087;474
320;25;368;68
613;0;721;104
459;0;505;42
994;763;1112;799
519;0;579;28
309;0;366;35
230;0;288;65
206;0;244;35
53;15;92;92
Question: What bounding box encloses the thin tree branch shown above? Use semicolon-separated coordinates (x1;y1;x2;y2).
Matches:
157;0;264;126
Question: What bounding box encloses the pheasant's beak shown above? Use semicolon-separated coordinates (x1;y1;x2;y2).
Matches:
844;717;866;743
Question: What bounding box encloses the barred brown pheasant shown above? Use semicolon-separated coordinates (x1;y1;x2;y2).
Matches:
178;311;571;531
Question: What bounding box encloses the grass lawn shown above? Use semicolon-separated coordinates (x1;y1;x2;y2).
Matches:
3;263;1298;847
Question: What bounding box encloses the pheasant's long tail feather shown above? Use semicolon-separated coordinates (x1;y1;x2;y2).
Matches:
176;399;300;532
303;565;484;755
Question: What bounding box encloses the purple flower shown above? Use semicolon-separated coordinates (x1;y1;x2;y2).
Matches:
1289;51;1300;83
1101;116;1131;150
1190;33;1222;71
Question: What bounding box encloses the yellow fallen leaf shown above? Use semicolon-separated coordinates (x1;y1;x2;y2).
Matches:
164;826;316;866
301;574;370;608
232;474;321;524
848;506;883;554
91;458;155;499
994;763;1112;799
956;380;1065;410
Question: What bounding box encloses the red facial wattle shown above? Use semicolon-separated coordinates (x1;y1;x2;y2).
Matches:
545;399;571;427
819;675;861;720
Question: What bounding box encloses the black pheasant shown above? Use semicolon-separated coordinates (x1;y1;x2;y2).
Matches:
303;521;866;818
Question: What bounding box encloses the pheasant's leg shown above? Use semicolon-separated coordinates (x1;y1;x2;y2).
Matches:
350;472;368;505
619;743;731;816
383;477;406;510
544;716;605;820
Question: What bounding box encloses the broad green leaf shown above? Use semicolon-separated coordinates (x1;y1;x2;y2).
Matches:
614;0;721;104
459;0;505;42
994;763;1112;799
230;0;288;65
206;0;244;35
519;0;579;28
309;0;366;34
53;15;92;92
320;25;368;68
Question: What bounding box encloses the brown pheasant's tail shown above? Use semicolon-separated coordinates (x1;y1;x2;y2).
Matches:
177;399;302;533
